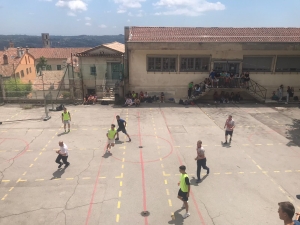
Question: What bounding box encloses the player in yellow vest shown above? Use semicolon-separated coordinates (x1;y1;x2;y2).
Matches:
62;108;71;132
177;165;191;219
106;124;117;153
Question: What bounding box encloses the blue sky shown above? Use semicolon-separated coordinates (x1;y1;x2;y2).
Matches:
0;0;300;35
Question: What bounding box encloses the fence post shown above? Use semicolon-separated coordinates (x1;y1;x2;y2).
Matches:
0;75;6;103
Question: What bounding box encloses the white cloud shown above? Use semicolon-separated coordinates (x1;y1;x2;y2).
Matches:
153;0;225;16
112;26;117;28
114;0;145;13
56;0;88;12
128;12;133;16
77;19;81;21
85;16;91;20
67;11;76;16
99;24;107;28
85;22;91;26
127;19;130;22
39;0;52;1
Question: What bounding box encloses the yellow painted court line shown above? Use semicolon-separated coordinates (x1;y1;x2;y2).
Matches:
256;165;262;170
27;150;33;152
278;187;286;194
42;148;46;151
202;145;208;147
274;171;280;173
99;177;106;179
2;180;10;183
295;170;300;172
117;201;121;208
166;189;169;195
35;179;44;181
120;181;122;187
252;160;257;164
164;180;168;184
255;144;262;146
162;171;170;176
214;173;220;175
225;172;232;175
66;178;74;180
14;150;19;152
0;150;6;152
29;164;33;168
160;158;162;161
92;128;98;130
116;214;120;222
122;158;125;162
9;187;14;192
267;144;273;146
168;199;172;207
123;152;125;155
285;170;292;172
17;178;27;183
1;194;8;200
45;145;48;148
39;152;42;156
161;164;164;168
174;146;180;148
119;191;122;197
23;171;27;176
238;172;244;174
115;173;123;179
34;157;38;161
82;177;91;180
262;171;268;173
122;165;124;169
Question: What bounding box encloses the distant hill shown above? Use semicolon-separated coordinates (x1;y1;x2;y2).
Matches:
0;35;125;49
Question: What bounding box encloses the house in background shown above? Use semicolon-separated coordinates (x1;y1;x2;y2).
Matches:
124;27;300;99
75;42;125;96
0;47;35;83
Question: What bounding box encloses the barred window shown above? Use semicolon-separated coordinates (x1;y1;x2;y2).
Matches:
275;56;300;72
147;56;176;72
180;57;209;72
243;56;273;72
90;66;96;75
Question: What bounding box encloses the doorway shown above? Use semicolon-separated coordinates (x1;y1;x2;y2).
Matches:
111;63;122;80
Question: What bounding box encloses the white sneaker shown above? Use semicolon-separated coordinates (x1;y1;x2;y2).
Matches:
183;213;190;219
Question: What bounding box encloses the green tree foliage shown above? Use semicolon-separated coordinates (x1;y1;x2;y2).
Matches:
4;78;32;97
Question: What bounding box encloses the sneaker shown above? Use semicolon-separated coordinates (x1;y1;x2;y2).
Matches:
115;138;119;141
196;179;201;183
207;168;210;175
58;162;63;168
183;213;190;219
129;138;131;142
65;163;70;167
224;141;228;144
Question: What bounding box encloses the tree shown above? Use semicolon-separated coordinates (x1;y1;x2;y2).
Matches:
36;56;48;72
4;78;32;97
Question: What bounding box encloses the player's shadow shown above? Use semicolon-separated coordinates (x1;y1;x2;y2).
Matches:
57;132;68;136
115;140;124;144
296;195;300;200
102;152;112;158
221;141;231;148
50;168;66;180
190;175;208;186
168;208;184;225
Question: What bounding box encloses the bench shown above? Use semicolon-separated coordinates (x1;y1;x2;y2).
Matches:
146;91;175;102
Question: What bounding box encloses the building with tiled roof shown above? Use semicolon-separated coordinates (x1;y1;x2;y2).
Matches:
124;26;300;99
0;48;36;83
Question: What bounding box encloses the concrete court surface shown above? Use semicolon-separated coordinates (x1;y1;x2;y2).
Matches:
0;103;299;225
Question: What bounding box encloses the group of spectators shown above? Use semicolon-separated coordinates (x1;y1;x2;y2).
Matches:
271;85;297;104
123;91;165;107
213;91;242;104
83;93;97;105
188;81;207;99
209;70;250;89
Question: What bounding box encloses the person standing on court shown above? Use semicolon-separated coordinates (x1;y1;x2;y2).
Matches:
115;115;131;142
195;140;209;183
55;141;70;168
177;165;191;219
106;124;117;153
224;115;235;144
62;108;71;133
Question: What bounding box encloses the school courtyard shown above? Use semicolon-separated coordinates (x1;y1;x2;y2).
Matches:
0;103;299;225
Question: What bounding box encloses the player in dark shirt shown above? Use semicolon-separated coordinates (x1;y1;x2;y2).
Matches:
115;115;131;142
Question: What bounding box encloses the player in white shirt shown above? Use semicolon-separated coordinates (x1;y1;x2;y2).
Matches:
55;141;70;168
224;115;235;144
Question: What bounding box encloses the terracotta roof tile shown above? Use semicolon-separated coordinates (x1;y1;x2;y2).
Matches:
128;27;300;43
0;48;23;77
102;42;125;53
27;48;90;59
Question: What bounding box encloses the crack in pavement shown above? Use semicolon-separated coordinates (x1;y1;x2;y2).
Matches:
0;129;45;183
0;206;63;219
198;198;221;225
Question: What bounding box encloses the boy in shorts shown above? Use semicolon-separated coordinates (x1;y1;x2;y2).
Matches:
115;115;131;142
177;165;191;219
106;124;117;153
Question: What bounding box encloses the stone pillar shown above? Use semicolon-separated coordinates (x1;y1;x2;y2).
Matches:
0;75;6;102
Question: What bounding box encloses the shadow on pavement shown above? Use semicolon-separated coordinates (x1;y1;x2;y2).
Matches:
50;168;66;180
102;152;112;158
190;174;208;186
115;140;124;145
168;208;184;225
221;141;232;148
296;195;300;200
57;131;68;137
286;119;300;147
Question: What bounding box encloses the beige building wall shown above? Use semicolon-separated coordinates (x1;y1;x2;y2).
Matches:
34;58;65;72
127;42;300;98
15;53;36;83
